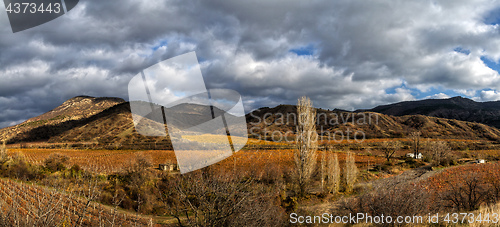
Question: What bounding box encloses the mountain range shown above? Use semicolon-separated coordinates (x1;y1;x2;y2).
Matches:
247;104;500;141
0;96;499;149
362;96;500;129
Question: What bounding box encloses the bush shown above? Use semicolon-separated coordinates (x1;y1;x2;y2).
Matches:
44;153;69;172
65;164;82;178
70;164;81;172
1;152;35;180
404;157;416;164
339;184;432;220
280;196;298;212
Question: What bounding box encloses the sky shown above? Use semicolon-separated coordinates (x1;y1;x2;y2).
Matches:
2;0;500;128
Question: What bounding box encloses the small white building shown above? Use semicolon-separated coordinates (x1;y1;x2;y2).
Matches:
159;163;179;171
406;153;423;159
471;159;486;164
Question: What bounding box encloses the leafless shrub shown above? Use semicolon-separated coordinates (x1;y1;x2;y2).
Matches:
135;153;152;170
339;183;431;221
294;96;318;196
178;172;250;226
424;140;452;166
156;169;287;226
29;182;68;226
440;173;489;211
103;188;126;227
0;181;68;227
380;140;401;162
320;151;325;192
0;176;150;226
75;170;103;226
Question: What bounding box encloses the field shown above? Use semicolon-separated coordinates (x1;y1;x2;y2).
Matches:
1;137;500;226
0;178;151;226
6;148;388;174
7;149;176;174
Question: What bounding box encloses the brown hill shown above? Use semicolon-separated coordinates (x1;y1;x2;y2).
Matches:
248;105;500;141
0;96;125;143
4;102;173;150
2;98;500;150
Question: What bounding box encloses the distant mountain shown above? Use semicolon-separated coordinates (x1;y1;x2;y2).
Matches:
248;104;500;141
2;96;500;150
363;96;500;129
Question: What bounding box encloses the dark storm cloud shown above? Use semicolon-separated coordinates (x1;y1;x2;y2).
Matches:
1;0;500;127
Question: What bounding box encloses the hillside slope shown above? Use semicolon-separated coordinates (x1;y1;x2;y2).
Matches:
248;104;500;141
0;96;124;142
2;97;500;149
363;96;500;129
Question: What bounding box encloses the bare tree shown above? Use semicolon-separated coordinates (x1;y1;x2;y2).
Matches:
320;151;325;192
106;189;125;227
380;141;401;162
344;152;358;193
0;141;7;163
294;96;318;196
75;166;103;227
339;183;431;220
28;182;67;226
174;171;252;226
426;140;451;166
327;152;341;194
408;131;422;159
441;173;489;211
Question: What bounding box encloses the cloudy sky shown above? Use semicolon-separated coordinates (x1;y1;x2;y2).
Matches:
1;0;500;128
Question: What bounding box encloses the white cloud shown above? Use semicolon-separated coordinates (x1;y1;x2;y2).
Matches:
480;90;500;101
424;93;451;100
2;0;500;126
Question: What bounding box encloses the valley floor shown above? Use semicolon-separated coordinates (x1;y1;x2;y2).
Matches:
0;137;499;226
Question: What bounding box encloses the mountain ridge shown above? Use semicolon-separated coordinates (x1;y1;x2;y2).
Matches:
361;96;500;129
1;96;500;149
247;104;500;141
0;96;125;143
